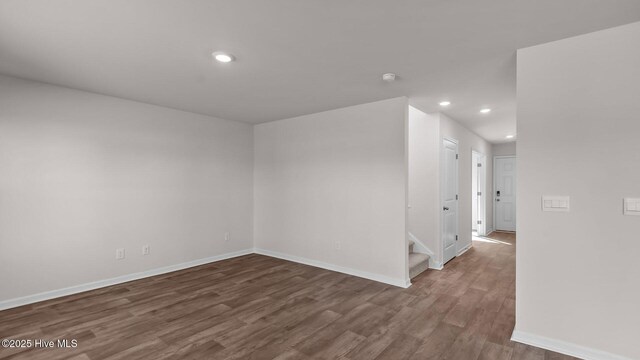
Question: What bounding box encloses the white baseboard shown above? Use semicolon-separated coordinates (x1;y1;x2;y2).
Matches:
457;242;472;256
429;261;444;270
0;248;253;311
511;330;633;360
1;247;412;311
253;248;410;288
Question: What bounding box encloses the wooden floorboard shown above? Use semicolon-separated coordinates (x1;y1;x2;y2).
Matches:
0;232;579;359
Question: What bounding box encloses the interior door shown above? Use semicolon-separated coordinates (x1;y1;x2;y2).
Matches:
476;153;486;236
472;153;478;231
495;156;516;231
442;139;458;264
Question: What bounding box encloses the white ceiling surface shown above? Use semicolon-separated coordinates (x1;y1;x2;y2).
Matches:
1;1;639;143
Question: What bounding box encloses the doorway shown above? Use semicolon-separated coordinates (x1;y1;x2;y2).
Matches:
472;151;487;236
494;156;516;231
441;138;458;265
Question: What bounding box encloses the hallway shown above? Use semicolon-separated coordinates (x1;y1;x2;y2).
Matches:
404;231;575;359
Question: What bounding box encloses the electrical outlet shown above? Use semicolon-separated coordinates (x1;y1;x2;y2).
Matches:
334;241;341;250
142;245;150;255
116;248;125;260
224;232;230;242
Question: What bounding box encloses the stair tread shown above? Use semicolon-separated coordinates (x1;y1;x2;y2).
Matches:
409;253;430;279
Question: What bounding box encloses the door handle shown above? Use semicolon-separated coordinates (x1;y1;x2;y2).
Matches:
443;206;449;211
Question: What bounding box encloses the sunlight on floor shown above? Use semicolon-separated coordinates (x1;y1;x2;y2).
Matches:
472;232;513;245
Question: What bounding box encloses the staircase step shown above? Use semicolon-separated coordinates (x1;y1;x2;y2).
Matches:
409;253;430;279
408;239;415;254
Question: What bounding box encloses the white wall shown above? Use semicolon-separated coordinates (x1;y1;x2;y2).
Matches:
254;98;409;286
439;113;494;252
516;22;640;359
0;75;254;303
408;107;440;258
493;141;516;156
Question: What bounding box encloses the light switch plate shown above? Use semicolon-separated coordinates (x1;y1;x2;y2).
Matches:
542;196;570;212
623;198;640;216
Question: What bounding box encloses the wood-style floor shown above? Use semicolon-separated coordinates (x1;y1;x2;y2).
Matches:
0;232;577;360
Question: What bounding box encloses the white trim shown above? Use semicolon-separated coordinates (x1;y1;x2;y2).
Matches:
511;330;633;360
253;248;410;288
0;247;412;311
472;150;487;237
0;248;253;311
408;232;434;257
429;261;444;270
457;242;472;256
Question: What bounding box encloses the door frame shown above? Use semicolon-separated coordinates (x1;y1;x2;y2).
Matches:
472;150;487;236
440;137;459;265
493;155;516;232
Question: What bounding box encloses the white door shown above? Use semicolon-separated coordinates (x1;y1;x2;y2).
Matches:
472;153;479;231
494;156;516;231
475;153;487;236
442;139;458;264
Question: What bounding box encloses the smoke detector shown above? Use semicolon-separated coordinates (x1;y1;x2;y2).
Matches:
382;73;396;82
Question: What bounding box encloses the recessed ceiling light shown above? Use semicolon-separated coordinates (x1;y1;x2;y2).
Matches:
382;73;396;82
506;135;514;139
439;101;451;107
212;51;235;63
480;108;491;114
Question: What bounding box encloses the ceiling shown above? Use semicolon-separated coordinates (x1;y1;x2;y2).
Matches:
1;1;639;143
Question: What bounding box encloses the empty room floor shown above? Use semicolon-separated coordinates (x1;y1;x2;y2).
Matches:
0;232;575;360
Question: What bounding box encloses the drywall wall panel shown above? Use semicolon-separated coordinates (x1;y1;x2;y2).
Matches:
493;142;516;156
516;21;640;359
254;97;408;284
408;107;440;259
0;75;254;302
